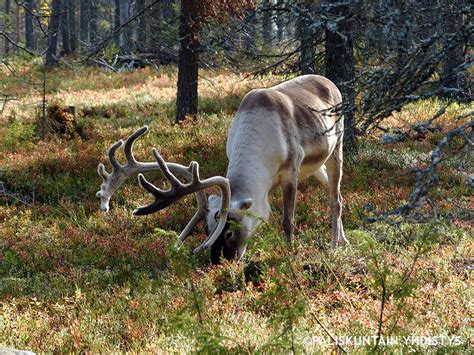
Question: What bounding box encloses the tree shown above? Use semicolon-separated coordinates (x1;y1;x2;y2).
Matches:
298;1;316;74
176;0;254;122
324;0;356;152
114;0;120;44
261;0;272;48
24;0;36;51
176;0;199;121
147;0;165;56
275;0;285;43
136;0;148;52
60;0;71;54
118;0;133;54
4;0;11;55
242;7;257;54
89;0;98;44
441;0;467;93
14;0;20;48
67;0;77;53
45;0;61;66
80;0;90;48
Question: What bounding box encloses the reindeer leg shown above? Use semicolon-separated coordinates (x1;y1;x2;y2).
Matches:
325;146;348;249
282;179;298;244
282;152;302;244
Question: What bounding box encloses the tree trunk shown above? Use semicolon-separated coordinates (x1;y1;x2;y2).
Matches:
118;0;133;54
60;0;71;54
15;0;21;49
276;0;284;43
136;0;148;52
176;0;199;122
45;0;61;66
90;0;98;45
150;2;163;56
261;0;272;48
67;0;77;53
394;0;412;70
325;0;356;153
441;0;466;93
243;8;257;54
80;0;90;47
114;0;121;45
298;2;315;74
5;0;11;55
25;0;36;51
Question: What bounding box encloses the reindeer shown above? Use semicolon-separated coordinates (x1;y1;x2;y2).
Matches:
97;75;348;264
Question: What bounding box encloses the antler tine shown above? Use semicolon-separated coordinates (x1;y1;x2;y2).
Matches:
137;173;163;197
192;176;230;254
108;140;124;172
151;148;183;188
190;161;200;183
133;174;173;215
97;163;109;182
124;125;149;166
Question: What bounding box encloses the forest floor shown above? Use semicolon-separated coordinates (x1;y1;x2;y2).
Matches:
0;63;472;352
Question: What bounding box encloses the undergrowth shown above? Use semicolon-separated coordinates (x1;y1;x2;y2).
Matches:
0;65;471;352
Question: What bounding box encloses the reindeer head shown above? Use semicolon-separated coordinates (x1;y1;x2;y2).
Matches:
206;195;253;263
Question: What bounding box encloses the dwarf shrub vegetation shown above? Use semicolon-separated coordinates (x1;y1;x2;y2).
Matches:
0;66;471;352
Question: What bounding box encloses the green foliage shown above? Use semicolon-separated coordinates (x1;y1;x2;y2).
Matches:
103;43;120;63
2;113;35;151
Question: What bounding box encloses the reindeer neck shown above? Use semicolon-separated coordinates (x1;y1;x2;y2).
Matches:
226;164;271;220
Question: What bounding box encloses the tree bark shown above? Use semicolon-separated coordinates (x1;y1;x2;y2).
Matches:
15;0;21;48
261;0;272;48
242;8;257;55
80;0;90;47
276;0;284;43
5;0;11;55
90;0;98;45
114;0;120;45
60;0;71;54
45;0;61;66
118;0;133;54
176;0;199;122
441;0;466;93
148;3;166;56
394;0;412;70
298;2;315;74
25;0;36;51
136;0;148;52
325;0;356;153
67;0;77;53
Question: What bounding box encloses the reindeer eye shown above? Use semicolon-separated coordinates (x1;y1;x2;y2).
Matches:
224;230;233;241
214;211;219;221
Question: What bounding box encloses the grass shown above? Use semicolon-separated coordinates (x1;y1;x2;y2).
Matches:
0;63;472;352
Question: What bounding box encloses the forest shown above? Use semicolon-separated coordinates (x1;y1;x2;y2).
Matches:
0;0;472;352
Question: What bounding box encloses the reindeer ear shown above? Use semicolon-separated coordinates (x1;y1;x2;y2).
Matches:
238;198;253;210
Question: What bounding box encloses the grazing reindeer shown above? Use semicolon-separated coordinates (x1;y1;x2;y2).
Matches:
97;75;348;264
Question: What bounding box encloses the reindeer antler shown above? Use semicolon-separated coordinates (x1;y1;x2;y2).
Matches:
96;126;209;242
135;148;231;254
